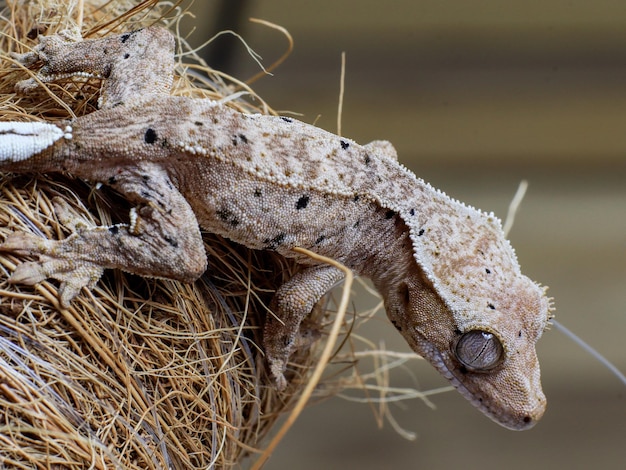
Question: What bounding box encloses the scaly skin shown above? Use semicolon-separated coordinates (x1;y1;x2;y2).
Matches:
0;27;552;429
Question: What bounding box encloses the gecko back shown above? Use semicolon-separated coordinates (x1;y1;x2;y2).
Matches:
0;26;552;430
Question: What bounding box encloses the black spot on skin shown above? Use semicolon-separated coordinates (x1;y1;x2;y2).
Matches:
123;53;130;59
232;134;250;146
364;154;371;165
253;188;262;197
217;208;241;227
280;116;293;123
273;233;286;246
315;235;326;244
296;195;310;210
485;268;491;274
217;209;230;221
164;236;179;248
340;140;350;150
518;331;523;337
103;64;114;78
409;208;416;216
195;121;204;126
418;228;425;236
108;226;119;235
385;210;395;219
141;174;150;182
264;233;286;250
353;194;360;202
140;190;151;199
120;32;132;43
108;176;117;185
353;219;361;228
144;128;157;144
488;303;496;310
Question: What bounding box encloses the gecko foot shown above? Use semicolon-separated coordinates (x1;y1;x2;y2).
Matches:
265;322;322;391
269;359;288;391
1;232;104;306
12;29;84;95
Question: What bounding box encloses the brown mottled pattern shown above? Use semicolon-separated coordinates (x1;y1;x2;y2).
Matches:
0;27;552;430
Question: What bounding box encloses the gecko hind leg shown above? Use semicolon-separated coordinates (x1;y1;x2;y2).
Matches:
0;162;207;306
14;27;175;108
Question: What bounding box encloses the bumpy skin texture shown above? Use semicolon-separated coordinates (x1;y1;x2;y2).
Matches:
0;27;552;430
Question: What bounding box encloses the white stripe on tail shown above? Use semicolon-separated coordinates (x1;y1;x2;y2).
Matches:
0;122;68;162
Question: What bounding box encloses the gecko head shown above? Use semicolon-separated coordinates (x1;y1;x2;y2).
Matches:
383;262;552;431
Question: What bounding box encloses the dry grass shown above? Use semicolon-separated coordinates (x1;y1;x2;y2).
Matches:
0;172;311;468
0;1;323;468
0;1;431;468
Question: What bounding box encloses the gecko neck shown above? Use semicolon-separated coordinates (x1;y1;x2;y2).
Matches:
361;213;417;293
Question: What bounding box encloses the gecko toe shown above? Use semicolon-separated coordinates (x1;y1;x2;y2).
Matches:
0;232;50;255
9;261;49;285
269;360;288;391
7;253;104;306
58;281;83;308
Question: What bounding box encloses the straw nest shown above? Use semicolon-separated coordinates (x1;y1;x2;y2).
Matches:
0;1;350;468
0;1;430;468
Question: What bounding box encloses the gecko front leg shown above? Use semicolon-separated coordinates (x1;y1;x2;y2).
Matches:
1;162;207;306
265;264;344;389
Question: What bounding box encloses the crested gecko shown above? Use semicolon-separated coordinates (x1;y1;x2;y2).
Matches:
0;27;552;430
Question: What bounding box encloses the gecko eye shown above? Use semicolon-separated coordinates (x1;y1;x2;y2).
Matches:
454;330;504;372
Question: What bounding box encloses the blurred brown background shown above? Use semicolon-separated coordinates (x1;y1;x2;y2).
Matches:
188;1;625;468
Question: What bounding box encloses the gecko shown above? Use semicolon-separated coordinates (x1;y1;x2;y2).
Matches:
0;27;552;430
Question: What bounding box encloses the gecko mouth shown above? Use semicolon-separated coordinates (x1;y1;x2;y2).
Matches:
429;351;538;431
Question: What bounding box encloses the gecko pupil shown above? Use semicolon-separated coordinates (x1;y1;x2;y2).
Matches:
454;330;504;372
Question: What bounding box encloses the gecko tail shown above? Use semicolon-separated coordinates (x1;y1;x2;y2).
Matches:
0;122;71;162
